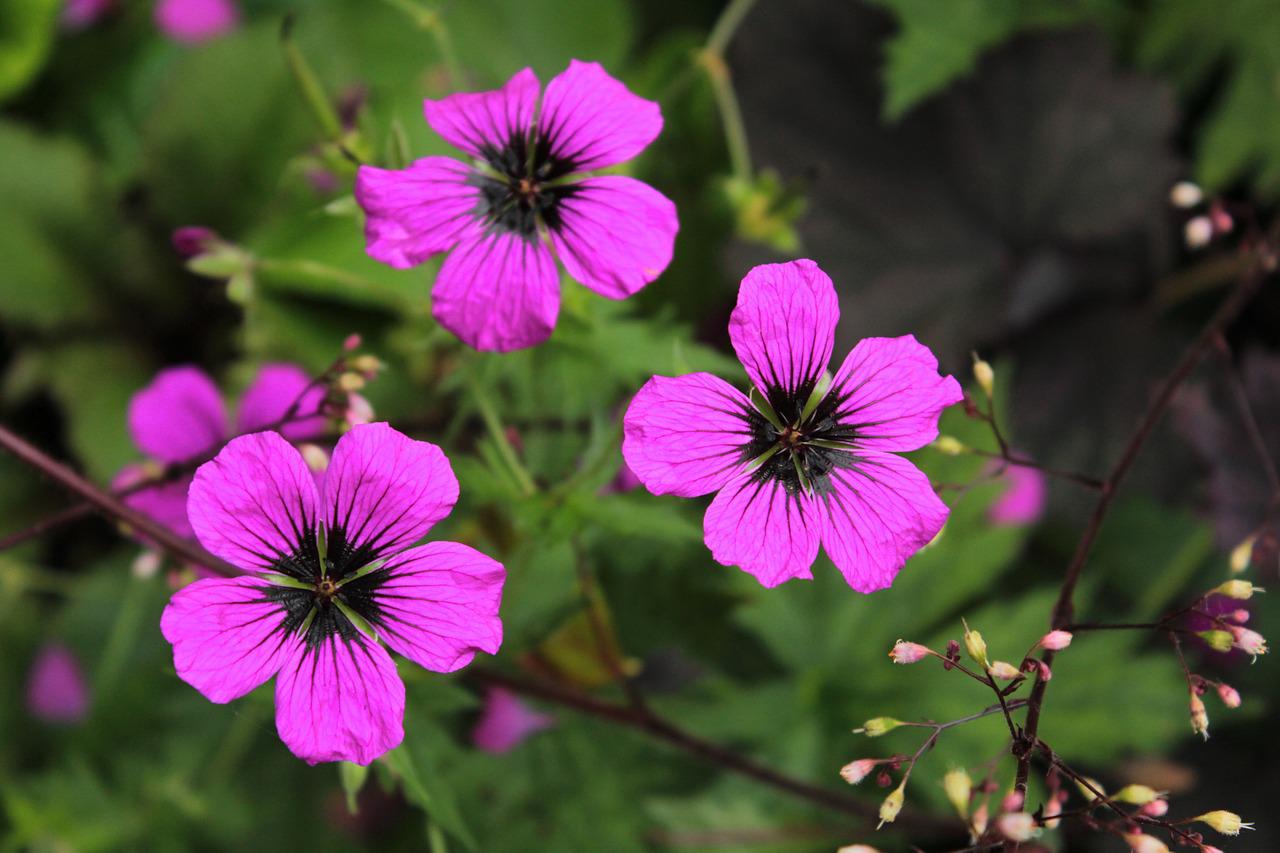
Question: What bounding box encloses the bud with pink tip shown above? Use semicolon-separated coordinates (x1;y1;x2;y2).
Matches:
1039;630;1073;651
1229;608;1250;623
888;640;931;664
343;333;363;352
1140;798;1169;817
1123;833;1170;853
1043;791;1063;828
1001;790;1024;814
171;226;219;258
840;759;879;785
996;812;1038;842
1023;659;1052;681
1215;683;1241;708
1229;626;1267;659
837;846;881;853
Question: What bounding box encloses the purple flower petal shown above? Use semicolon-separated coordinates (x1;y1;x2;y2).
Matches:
128;366;228;464
188;432;321;574
355;157;479;270
27;643;89;723
539;60;663;172
472;687;554;753
432;227;560;352
237;362;328;441
423;68;540;161
819;452;950;593
830;335;964;453
62;0;113;30
364;542;504;673
623;373;752;497
159;577;299;703
274;634;405;765
114;464;195;539
154;0;238;43
704;472;822;587
988;463;1047;526
550;176;677;299
729;260;839;396
321;423;458;560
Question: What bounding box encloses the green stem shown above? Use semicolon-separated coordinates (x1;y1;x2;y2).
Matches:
280;14;343;140
381;0;463;87
706;0;759;57
93;576;149;698
701;0;758;180
472;379;537;497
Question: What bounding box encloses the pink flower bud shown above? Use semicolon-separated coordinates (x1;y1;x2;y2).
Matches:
1215;683;1241;708
1123;833;1170;853
1140;799;1169;817
343;333;363;352
1039;629;1073;650
1001;790;1024;814
171;226;218;258
1230;609;1250;624
840;759;878;785
888;640;931;664
996;812;1037;842
1229;626;1268;658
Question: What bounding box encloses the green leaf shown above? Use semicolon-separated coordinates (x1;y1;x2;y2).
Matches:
0;0;59;102
338;762;369;815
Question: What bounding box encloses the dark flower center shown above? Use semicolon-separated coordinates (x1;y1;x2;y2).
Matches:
740;377;860;496
262;524;394;647
472;129;580;241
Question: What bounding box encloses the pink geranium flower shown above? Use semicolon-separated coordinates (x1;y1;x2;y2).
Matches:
161;423;505;765
623;260;962;591
154;0;238;43
115;363;329;539
356;61;679;352
988;461;1047;526
472;687;555;753
27;643;90;724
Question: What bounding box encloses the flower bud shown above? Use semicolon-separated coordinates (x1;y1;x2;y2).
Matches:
855;717;903;738
888;640;931;664
1214;579;1263;599
1169;181;1203;208
1185;216;1213;249
962;620;988;669
971;354;995;398
840;759;879;785
837;846;881;853
996;812;1038;842
933;435;966;456
342;333;362;352
1000;790;1024;814
988;660;1021;680
1229;608;1250;623
1229;625;1267;659
1140;798;1169;817
1194;810;1254;836
1039;630;1073;651
1113;784;1161;805
1229;535;1255;573
350;354;383;377
1196;630;1233;653
1123;833;1170;853
1190;690;1210;740
336;371;366;393
970;800;989;840
943;768;971;819
1043;791;1063;828
1074;776;1106;802
1215;683;1241;708
171;226;219;258
877;782;905;829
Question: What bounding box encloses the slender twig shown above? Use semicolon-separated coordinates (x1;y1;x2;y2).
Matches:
963;447;1104;491
0;425;239;577
571;538;648;711
699;0;758;181
1211;332;1280;492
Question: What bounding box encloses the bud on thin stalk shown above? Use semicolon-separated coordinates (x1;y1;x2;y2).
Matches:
943;768;971;819
1039;630;1073;651
877;782;905;829
840;759;879;785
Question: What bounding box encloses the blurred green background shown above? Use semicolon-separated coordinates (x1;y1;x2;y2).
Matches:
2;0;1278;850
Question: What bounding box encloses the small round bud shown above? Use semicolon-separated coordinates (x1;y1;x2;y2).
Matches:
1185;216;1213;249
1229;535;1255;573
350;354;383;376
1215;683;1241;708
875;770;893;787
1194;810;1254;836
1123;833;1170;853
840;759;879;785
877;782;905;829
988;660;1021;680
1039;630;1073;651
933;435;966;456
962;620;988;669
837;846;882;853
1113;784;1161;805
943;768;971;819
855;717;903;738
1169;181;1203;208
889;640;931;664
1000;790;1024;814
971;354;995;398
1139;798;1169;817
171;226;219;258
336;371;367;393
343;333;362;352
996;812;1038;842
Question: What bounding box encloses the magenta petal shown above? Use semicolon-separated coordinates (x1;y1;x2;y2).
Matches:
623;373;752;497
355;157;478;270
830;336;963;452
114;464;195;539
154;0;238;43
472;687;554;753
274;634;405;765
321;423;458;558
729;260;839;396
432;227;560;352
128;366;228;464
988;463;1047;526
423;68;540;160
188;432;321;573
550;176;677;299
819;452;950;593
539;60;663;172
704;472;822;587
368;542;504;672
237;362;328;441
160;577;298;703
27;643;89;723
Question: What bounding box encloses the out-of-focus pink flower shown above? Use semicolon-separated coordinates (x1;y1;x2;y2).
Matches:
599;458;643;496
171;226;219;258
154;0;238;43
27;643;90;723
163;424;505;765
62;0;113;29
988;461;1047;526
472;687;554;753
356;62;678;351
624;260;961;592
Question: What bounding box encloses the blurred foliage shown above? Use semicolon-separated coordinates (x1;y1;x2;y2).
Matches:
1;0;1276;851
